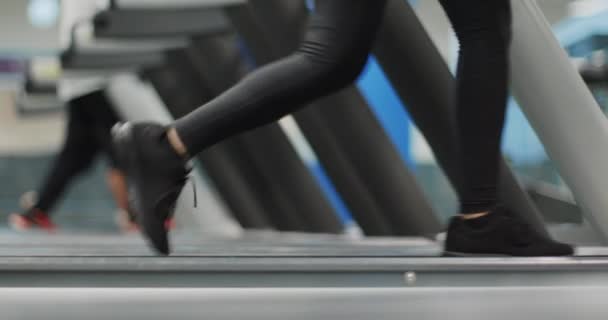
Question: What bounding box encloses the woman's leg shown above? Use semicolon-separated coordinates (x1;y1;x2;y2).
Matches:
172;0;387;155
10;98;99;231
440;0;512;215
113;0;387;254
440;0;572;256
89;92;139;231
33;104;99;214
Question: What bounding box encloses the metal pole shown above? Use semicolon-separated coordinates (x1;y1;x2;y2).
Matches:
510;0;608;242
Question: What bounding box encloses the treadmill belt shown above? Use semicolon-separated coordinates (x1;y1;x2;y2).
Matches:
0;232;606;288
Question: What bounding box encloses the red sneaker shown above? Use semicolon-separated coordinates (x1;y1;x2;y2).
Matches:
9;209;57;232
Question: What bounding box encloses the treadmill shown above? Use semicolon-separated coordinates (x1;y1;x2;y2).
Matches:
5;0;608;319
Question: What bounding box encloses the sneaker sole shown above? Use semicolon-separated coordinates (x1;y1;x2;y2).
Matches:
442;251;510;257
443;251;574;257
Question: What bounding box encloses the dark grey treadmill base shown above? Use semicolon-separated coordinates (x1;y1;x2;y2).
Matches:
93;8;231;39
1;255;608;288
0;232;607;288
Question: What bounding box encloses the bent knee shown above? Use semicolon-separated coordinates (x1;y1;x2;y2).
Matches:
297;41;369;89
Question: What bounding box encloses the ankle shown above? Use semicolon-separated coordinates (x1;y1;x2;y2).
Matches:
459;211;490;220
459;211;492;229
167;127;190;159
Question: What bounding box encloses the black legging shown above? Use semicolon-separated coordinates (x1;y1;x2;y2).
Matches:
34;90;121;214
174;0;512;214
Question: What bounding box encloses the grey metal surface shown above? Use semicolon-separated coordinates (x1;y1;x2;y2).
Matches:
549;221;604;246
2;231;608;258
510;0;608;243
3;254;608;272
1;287;605;320
74;23;188;53
93;8;231;39
0;232;436;256
2;258;608;288
60;51;166;70
113;0;245;10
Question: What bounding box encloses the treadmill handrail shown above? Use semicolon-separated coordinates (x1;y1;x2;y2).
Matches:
110;0;245;10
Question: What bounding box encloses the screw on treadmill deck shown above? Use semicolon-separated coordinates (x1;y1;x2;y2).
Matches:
404;271;417;286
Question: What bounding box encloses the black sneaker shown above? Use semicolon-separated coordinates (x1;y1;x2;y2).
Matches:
444;206;574;256
112;122;191;255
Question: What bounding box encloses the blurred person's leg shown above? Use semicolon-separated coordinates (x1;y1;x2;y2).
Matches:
10;94;100;231
83;90;140;233
106;168;138;232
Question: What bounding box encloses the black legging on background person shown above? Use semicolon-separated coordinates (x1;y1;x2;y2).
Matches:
115;0;572;255
174;0;507;215
10;90;135;232
440;0;512;214
36;91;121;213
